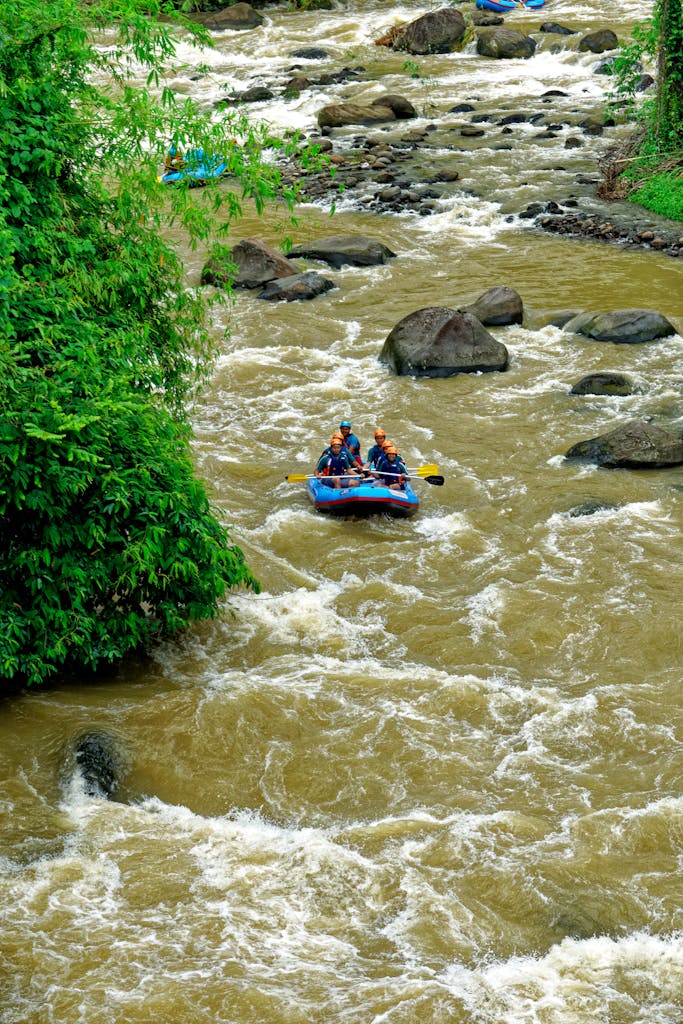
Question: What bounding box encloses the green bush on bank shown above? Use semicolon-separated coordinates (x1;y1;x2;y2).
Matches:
0;0;310;687
629;170;683;219
606;0;683;220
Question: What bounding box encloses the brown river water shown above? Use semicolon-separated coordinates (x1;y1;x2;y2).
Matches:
2;2;683;1022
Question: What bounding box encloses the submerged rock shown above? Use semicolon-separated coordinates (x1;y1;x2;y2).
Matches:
289;47;329;59
567;500;618;516
565;420;683;467
71;732;125;800
540;22;577;35
569;372;635;396
380;306;509;377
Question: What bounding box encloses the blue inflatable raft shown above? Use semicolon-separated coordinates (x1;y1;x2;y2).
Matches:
160;147;227;186
475;0;544;10
307;478;420;518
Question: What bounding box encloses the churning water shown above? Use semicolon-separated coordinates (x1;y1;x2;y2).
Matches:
2;2;682;1022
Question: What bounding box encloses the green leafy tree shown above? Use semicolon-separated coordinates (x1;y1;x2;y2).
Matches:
0;0;306;686
655;0;683;149
604;0;683;214
609;0;683;148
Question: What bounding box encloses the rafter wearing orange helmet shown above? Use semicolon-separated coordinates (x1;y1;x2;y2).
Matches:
363;428;389;474
314;434;361;489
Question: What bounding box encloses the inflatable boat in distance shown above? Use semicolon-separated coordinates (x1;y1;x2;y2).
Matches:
475;0;544;11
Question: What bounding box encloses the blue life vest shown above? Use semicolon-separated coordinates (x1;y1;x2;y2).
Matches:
376;454;408;486
366;443;385;466
342;432;361;458
317;450;354;476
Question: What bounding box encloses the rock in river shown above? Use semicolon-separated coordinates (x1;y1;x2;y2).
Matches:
287;234;396;268
563;309;676;343
202;238;298;289
188;3;264;31
476;27;537;59
569;372;635;396
257;271;335;302
380;306;509;377
386;8;467;55
566;420;683;467
464;285;523;326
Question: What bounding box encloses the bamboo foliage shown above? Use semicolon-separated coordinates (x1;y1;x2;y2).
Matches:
0;1;328;685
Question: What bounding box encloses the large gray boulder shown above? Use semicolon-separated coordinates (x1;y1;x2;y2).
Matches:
379;306;509;377
563;309;676;343
370;94;417;119
390;8;467;54
287;235;396;269
566;420;683;467
464;286;523;326
189;3;264;30
317;103;397;128
579;29;618;53
202;238;298;289
257;271;335;302
476;27;537;59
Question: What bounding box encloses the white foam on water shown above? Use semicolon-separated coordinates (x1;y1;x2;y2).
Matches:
413;511;471;546
442;931;683;1024
465;582;507;642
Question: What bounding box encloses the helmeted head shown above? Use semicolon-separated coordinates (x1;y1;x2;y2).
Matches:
330;436;343;450
374;428;386;442
331;431;344;443
339;420;351;435
383;443;398;457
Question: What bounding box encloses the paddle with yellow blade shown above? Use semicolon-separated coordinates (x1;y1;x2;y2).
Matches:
284;464;444;485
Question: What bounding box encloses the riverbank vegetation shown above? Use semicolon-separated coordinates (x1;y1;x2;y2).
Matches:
605;0;683;219
0;0;307;687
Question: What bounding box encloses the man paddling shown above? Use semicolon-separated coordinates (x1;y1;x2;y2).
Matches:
315;436;362;489
374;443;409;491
338;420;362;467
363;428;388;473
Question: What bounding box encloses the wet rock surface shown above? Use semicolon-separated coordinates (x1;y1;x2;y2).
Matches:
257;270;336;301
71;732;126;800
202;237;298;289
566;420;683;467
533;201;683;258
463;285;524;326
569;372;636;396
380;306;509;377
563;309;677;343
376;7;467;54
287;234;396;268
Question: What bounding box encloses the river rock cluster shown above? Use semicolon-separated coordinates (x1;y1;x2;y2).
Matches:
182;3;682;259
193;5;683;471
